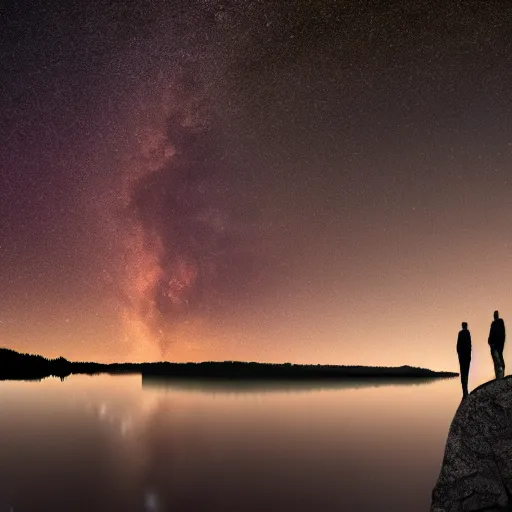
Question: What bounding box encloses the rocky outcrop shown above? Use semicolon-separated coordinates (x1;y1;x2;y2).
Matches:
431;377;512;511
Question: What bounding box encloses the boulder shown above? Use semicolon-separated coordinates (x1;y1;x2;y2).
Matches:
432;377;512;511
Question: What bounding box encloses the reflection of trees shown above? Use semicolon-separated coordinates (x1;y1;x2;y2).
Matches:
143;375;454;392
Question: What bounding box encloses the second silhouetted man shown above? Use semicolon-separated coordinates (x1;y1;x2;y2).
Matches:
489;310;506;379
457;322;472;397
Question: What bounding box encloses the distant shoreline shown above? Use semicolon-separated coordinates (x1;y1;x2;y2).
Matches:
0;347;458;381
137;361;459;380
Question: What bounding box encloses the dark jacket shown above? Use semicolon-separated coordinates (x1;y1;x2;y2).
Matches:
488;318;506;349
457;329;471;358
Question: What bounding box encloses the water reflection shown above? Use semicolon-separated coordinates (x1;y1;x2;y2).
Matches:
0;374;473;511
142;375;457;393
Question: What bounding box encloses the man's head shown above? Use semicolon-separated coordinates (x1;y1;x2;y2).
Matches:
494;311;500;320
462;322;468;330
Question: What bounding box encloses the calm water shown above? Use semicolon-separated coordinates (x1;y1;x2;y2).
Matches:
0;369;498;512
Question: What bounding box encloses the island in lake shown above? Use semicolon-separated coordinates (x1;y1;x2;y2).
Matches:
0;347;458;382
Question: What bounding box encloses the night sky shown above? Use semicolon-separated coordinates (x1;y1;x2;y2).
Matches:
1;0;512;369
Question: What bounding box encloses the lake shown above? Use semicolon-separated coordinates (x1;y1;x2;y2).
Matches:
0;368;498;512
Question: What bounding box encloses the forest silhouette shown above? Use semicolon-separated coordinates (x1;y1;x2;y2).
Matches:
0;347;457;381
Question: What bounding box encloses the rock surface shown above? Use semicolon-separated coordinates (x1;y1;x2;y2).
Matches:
431;377;512;511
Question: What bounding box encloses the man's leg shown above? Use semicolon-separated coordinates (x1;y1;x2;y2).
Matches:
499;349;505;377
491;346;502;379
459;356;470;396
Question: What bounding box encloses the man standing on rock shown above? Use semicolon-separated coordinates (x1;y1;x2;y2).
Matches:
489;310;506;379
457;322;472;397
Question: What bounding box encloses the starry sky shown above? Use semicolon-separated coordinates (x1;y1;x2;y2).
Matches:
1;0;512;369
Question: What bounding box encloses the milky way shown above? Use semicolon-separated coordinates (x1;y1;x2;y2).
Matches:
2;0;512;367
117;64;260;354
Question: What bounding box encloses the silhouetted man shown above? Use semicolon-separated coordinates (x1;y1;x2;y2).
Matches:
456;322;471;398
489;310;506;379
